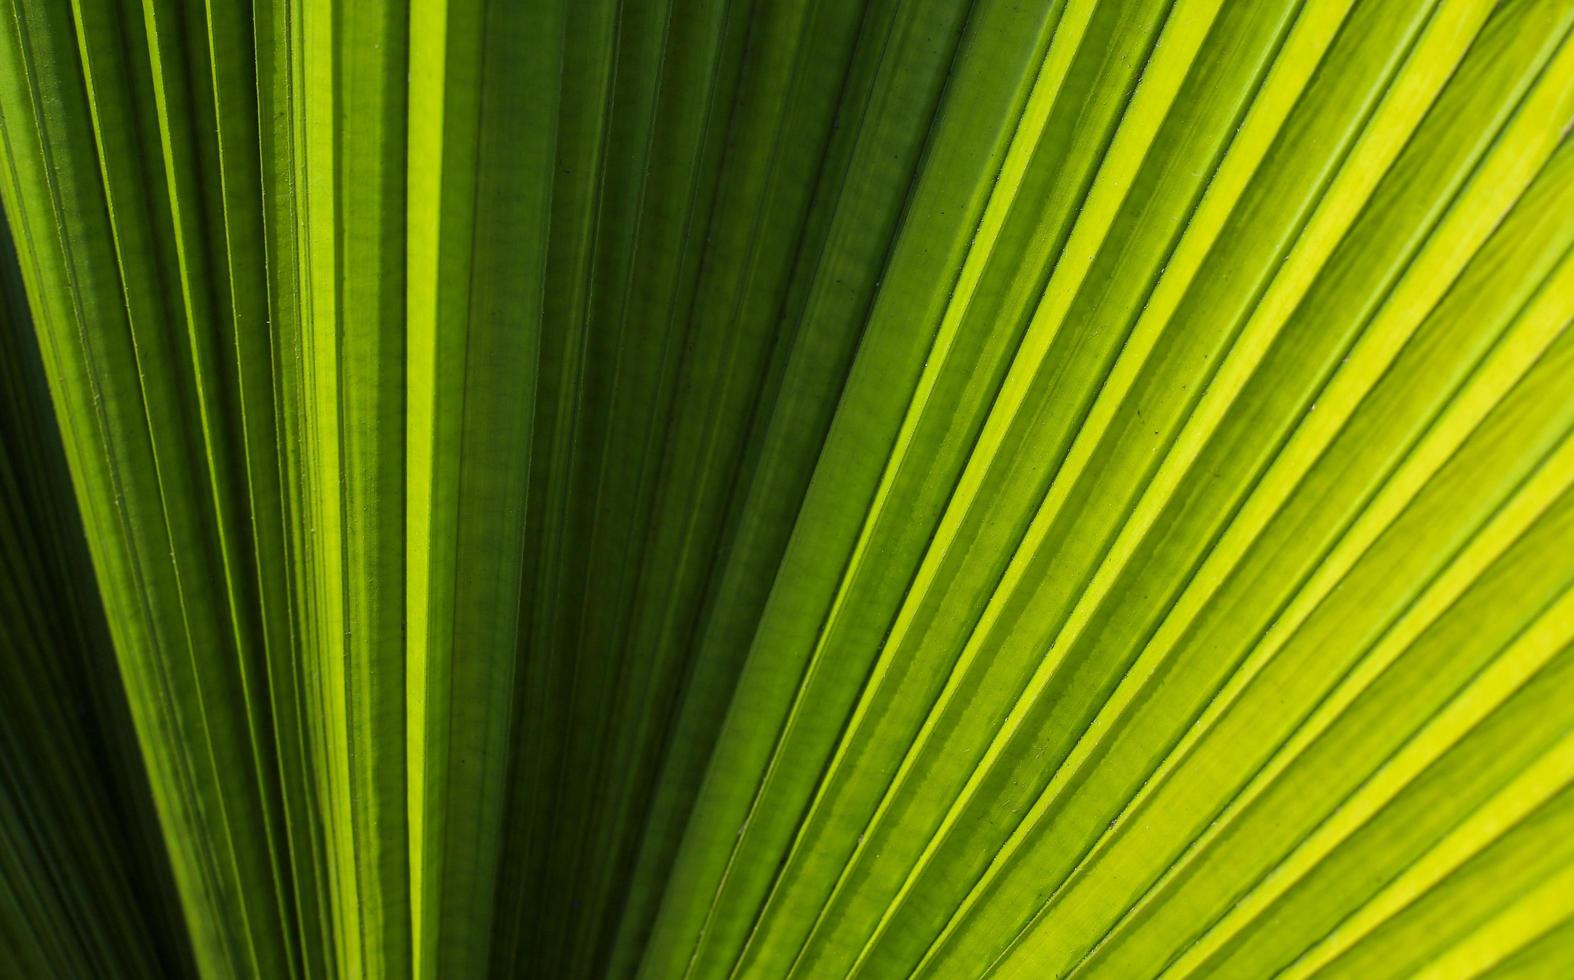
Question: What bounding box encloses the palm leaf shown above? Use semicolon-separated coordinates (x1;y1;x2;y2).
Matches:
0;0;1569;977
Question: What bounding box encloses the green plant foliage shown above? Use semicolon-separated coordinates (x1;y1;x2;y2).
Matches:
0;0;1569;977
0;225;195;978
